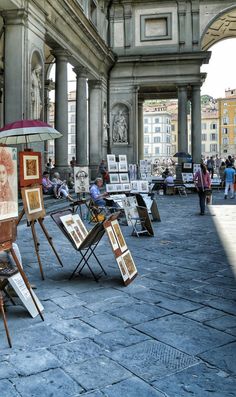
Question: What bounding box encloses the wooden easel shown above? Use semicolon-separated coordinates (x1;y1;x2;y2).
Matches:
0;220;44;347
17;208;63;280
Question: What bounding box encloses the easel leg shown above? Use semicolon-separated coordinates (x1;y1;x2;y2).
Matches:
10;248;44;321
30;221;45;280
0;291;12;348
38;218;63;268
16;209;25;226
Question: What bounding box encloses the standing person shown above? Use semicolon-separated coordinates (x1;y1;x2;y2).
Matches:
215;154;221;177
193;163;211;215
223;163;235;199
206;156;215;178
70;156;76;168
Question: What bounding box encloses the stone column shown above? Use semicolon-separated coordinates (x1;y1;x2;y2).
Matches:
53;50;69;169
191;84;202;163
2;10;28;122
74;66;88;167
138;99;144;161
44;79;55;164
88;79;103;179
178;85;188;157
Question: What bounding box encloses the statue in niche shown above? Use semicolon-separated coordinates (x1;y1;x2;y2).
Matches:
31;65;42;119
113;110;128;143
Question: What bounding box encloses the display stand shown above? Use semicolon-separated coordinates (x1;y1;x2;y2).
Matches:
17;208;63;280
137;206;154;236
135;194;161;222
51;209;107;282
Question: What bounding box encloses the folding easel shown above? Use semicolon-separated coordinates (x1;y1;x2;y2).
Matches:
17;208;63;280
51;209;107;282
0;219;44;347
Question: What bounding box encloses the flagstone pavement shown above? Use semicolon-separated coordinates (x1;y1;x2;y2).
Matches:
0;190;236;397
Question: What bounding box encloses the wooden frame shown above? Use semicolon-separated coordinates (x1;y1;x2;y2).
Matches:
0;146;18;221
21;185;46;222
19;151;41;187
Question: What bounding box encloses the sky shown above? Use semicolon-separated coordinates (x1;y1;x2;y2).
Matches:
201;38;236;99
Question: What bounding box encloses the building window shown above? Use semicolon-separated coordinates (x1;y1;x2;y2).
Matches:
69;134;75;144
223;138;228;145
210;133;217;141
144;146;149;154
144;136;149;143
172;135;176;142
144;118;149;124
144;126;149;133
171;124;175;131
155;127;161;133
202;123;206;130
201;144;205;152
70;125;75;134
223;128;228;134
140;13;172;41
70;114;75;123
223;117;229;125
69;104;75;112
210;123;217;130
210;144;217;152
154;118;159;123
201;134;207;141
154;136;161;143
166;135;171;143
155;147;160;154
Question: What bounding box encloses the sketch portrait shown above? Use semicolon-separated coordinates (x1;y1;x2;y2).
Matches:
0;146;18;221
74;166;89;193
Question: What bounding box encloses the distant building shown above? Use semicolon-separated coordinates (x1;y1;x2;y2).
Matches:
218;89;236;156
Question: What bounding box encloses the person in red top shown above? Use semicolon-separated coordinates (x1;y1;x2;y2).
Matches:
193;162;211;215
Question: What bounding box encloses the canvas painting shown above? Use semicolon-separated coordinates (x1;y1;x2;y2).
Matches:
109;173;120;184
119;173;129;183
21;185;46;221
0;146;18;221
111;219;127;252
108;162;118;172
74;166;89;193
121;250;137;279
106;225;119;251
116;255;129;282
118;162;128;172
19;151;42;187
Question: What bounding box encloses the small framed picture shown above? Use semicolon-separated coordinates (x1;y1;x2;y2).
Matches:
130;180;139;192
111;219;127;252
74;166;90;193
107;154;116;164
21;185;46;221
119;173;129;183
108;162;118;172
122;183;131;192
118;162;128;172
106;184;116;193
115;184;123;191
109;173;120;184
119;155;127;163
139;180;149;193
19;151;42;187
122;250;137;279
106;225;119;251
0;146;18;221
116;255;129;282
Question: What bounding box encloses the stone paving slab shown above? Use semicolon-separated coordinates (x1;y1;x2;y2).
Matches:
101;377;166;396
199;341;236;374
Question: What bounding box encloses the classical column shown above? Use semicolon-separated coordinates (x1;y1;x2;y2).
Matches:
74;66;88;167
53;50;69;168
44;79;55;164
88;79;103;178
178;85;188;158
138;99;144;161
191;84;202;163
2;10;28;122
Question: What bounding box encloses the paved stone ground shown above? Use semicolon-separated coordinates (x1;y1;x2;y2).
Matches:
1;190;236;396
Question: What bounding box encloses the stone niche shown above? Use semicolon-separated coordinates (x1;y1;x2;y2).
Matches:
111;104;129;144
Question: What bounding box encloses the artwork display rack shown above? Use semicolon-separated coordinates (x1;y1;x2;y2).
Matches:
51;209;107;282
17;208;63;280
0;219;44;348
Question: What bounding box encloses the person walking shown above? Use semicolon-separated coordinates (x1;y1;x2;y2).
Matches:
193;163;211;215
206;156;215;178
223;163;235;199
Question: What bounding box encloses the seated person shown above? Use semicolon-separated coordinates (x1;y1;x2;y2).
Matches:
42;171;57;198
89;177;109;207
162;168;170;179
52;172;74;202
164;173;174;194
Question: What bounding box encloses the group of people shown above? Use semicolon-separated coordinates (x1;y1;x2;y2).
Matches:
203;154;235;179
42;171;74;202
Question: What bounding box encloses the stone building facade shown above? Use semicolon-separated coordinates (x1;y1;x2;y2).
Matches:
0;0;235;177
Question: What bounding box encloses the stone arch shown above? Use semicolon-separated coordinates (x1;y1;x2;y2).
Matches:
111;103;130;144
201;6;236;50
30;50;43;119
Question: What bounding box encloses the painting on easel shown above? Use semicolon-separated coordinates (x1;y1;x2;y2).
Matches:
21;185;46;222
19;151;42;187
0;146;18;221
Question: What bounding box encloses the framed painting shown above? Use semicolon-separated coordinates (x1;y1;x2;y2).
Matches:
21;185;46;221
74;166;89;193
107;154;116;164
116;255;129;283
121;250;137;279
118;162;128;172
119;173;129;183
19;151;41;187
108;162;118;172
111;219;127;252
109;173;120;184
0;146;18;221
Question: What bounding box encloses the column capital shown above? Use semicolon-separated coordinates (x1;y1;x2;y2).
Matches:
51;49;70;62
88;79;102;90
73;66;88;78
1;9;28;25
191;83;202;91
177;84;188;91
138;99;144;107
